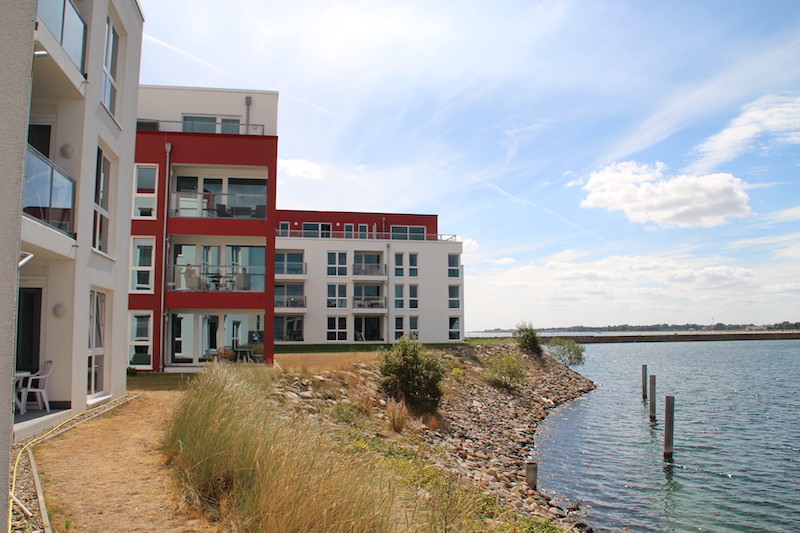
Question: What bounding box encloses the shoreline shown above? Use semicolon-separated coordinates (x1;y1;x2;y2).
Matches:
420;344;597;528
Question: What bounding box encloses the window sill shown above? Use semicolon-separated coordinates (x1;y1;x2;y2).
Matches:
91;248;116;262
101;101;124;131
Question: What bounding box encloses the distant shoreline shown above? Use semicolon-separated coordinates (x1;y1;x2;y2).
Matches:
469;331;800;343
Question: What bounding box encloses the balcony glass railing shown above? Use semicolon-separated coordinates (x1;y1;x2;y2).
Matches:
170;192;267;219
275;295;307;308
38;0;86;70
276;228;457;241
23;145;75;236
169;264;265;292
353;297;387;309
137;119;266;136
275;262;307;275
353;264;387;276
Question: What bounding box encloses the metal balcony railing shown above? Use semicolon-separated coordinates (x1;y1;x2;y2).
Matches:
170;192;267;219
169;264;265;292
353;264;387;276
275;262;307;275
353;297;386;309
23;145;76;237
277;228;458;241
38;0;86;70
274;295;307;308
137;119;266;136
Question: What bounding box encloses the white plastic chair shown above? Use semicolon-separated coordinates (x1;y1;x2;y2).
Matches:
21;359;53;415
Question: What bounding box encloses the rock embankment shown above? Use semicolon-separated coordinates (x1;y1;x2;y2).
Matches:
271;343;596;530
421;344;595;526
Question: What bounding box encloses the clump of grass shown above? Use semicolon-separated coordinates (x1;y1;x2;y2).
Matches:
163;363;395;532
482;353;527;391
386;399;409;433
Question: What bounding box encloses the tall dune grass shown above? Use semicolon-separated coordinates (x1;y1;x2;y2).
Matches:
163;363;395;532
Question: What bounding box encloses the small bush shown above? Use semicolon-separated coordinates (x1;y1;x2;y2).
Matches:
483;353;527;390
514;321;543;356
380;336;446;413
545;337;586;367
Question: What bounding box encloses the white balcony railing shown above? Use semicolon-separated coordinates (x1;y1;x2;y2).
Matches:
277;229;458;241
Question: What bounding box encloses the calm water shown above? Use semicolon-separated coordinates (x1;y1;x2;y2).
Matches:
533;340;800;532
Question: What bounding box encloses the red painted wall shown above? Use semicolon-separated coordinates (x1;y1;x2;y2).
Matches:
276;209;439;236
130;130;278;370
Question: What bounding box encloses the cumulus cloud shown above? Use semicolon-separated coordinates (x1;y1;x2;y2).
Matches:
689;94;800;174
278;159;324;180
581;161;751;228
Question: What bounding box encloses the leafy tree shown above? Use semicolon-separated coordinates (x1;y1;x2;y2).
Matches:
514;321;543;356
379;336;446;413
545;338;586;367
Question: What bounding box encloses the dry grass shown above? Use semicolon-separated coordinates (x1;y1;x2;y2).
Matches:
275;351;382;373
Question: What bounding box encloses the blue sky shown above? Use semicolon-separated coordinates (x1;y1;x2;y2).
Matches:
137;0;800;330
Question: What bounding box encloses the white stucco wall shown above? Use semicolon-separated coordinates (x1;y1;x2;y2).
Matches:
0;0;37;526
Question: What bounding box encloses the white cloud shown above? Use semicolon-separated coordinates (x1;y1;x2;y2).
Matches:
461;238;480;254
581;161;751;228
490;257;518;265
278;159;324;180
769;205;800;223
689;94;800;173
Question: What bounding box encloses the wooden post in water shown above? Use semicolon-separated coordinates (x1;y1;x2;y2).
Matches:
525;457;538;490
649;375;656;421
664;395;675;460
642;365;648;400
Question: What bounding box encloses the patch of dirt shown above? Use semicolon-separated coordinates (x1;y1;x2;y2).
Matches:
33;391;218;533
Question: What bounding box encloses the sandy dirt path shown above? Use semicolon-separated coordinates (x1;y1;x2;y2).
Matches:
33;391;218;533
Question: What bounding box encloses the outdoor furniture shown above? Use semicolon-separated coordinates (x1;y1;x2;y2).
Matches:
20;360;53;415
13;371;31;414
217;347;236;361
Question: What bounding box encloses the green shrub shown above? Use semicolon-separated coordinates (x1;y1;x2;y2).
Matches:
514;321;543;356
545;337;586;367
379;336;446;413
483;353;527;390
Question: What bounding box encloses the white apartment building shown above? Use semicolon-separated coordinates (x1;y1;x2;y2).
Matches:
14;0;143;441
275;211;464;345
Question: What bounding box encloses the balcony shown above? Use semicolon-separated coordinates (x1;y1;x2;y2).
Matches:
353;264;387;276
353;297;386;309
274;296;307;308
37;0;86;71
275;262;307;276
169;264;265;292
22;145;75;237
137;119;266;136
170;192;267;219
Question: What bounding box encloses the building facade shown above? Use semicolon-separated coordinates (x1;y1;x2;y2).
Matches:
275;210;464;345
130;86;279;371
130;86;464;372
15;0;144;441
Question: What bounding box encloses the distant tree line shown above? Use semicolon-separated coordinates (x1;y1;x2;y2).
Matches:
483;322;800;333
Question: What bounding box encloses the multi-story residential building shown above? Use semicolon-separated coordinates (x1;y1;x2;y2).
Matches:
130;86;279;371
14;0;144;441
275;210;464;344
130;86;463;372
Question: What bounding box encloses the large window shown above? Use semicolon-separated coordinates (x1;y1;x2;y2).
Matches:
88;290;106;396
327;284;347;308
448;254;461;278
409;253;418;277
354;252;383;275
133;165;157;218
130;237;154;292
327;252;347;276
101;17;120;115
128;312;152;368
275;284;305;307
303;222;331;238
327;317;347;341
183;115;241;134
394;284;404;309
391;225;426;240
93;148;111;253
275;251;304;275
394;253;404;276
275;316;303;341
449;317;461;340
394;316;404;340
448;285;460;309
409;284;418;309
